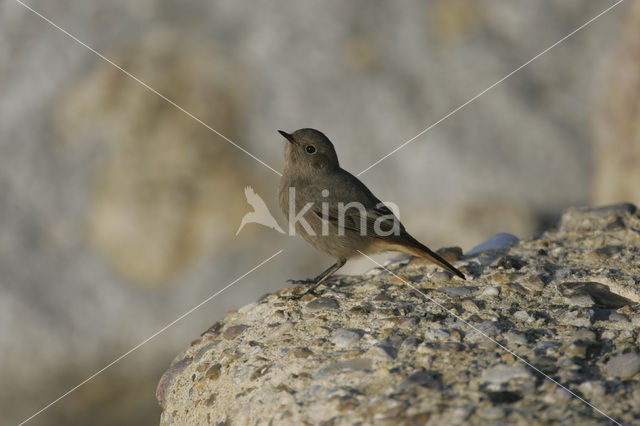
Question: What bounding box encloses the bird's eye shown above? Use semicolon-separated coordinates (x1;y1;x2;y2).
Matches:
305;145;316;154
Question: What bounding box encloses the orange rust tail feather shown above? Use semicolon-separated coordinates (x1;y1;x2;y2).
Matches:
401;243;466;280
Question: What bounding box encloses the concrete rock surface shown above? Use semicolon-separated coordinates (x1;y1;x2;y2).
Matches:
158;204;640;425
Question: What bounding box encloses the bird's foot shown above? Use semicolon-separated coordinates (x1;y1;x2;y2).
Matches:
282;289;319;301
282;278;324;300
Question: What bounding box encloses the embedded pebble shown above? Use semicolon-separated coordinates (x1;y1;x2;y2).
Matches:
557;281;634;309
431;271;454;281
490;272;518;284
289;347;313;358
478;406;507;420
313;359;372;378
399;370;441;390
486;390;522;404
439;286;478;297
223;325;248;340
591;202;637;217
204;363;221;380
607;312;629;323
496;255;527;270
513;310;534;323
605;353;640;379
605;217;626;231
578;381;606;397
574;329;596;342
330;328;363;347
461;299;479;313
367;345;397;360
520;278;544;294
591;245;623;260
558;309;593;327
504;331;527;346
424;328;451;341
482;365;532;385
467;233;520;256
446;406;473;424
481;286;500;296
156;357;192;406
305;296;340;311
436;246;464;262
507;282;529;295
464;321;500;342
564;294;595;307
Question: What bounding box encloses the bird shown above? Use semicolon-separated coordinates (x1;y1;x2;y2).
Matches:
236;186;285;235
278;128;465;296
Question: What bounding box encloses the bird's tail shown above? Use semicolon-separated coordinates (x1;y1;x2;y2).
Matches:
395;234;466;280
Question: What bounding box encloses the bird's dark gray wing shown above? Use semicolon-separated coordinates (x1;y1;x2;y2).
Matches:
312;204;404;236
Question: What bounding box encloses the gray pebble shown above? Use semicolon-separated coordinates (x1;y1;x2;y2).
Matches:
573;329;597;342
399;370;441;390
481;286;500;297
223;325;249;340
439;286;478;297
590;202;637;217
313;359;372;378
432;271;454;281
482;364;532;385
156;357;193;407
564;294;595;307
578;381;605;397
607;312;629;322
425;328;451;341
464;321;500;342
558;309;593;327
520;280;544;294
513;310;534;323
553;268;573;281
477;406;507;420
447;406;473;425
194;342;218;362
330;328;363;347
467;233;519;256
367;345;397;360
305;297;340;311
504;331;527;345
557;281;634;309
605;353;640;379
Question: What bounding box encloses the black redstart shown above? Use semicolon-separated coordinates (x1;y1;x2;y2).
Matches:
278;128;465;295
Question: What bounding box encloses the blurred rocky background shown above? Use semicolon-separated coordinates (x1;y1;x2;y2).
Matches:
0;0;636;424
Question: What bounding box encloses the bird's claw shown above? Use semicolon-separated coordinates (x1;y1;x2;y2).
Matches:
281;288;319;301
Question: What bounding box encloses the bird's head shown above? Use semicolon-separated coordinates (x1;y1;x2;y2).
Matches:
278;128;339;173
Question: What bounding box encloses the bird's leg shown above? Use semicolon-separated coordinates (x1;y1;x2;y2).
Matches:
303;258;346;295
287;261;341;285
287;258;346;297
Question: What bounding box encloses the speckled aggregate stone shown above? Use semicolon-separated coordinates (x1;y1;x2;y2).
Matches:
158;204;640;425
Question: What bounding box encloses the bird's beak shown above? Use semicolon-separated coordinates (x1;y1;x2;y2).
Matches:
278;130;297;145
